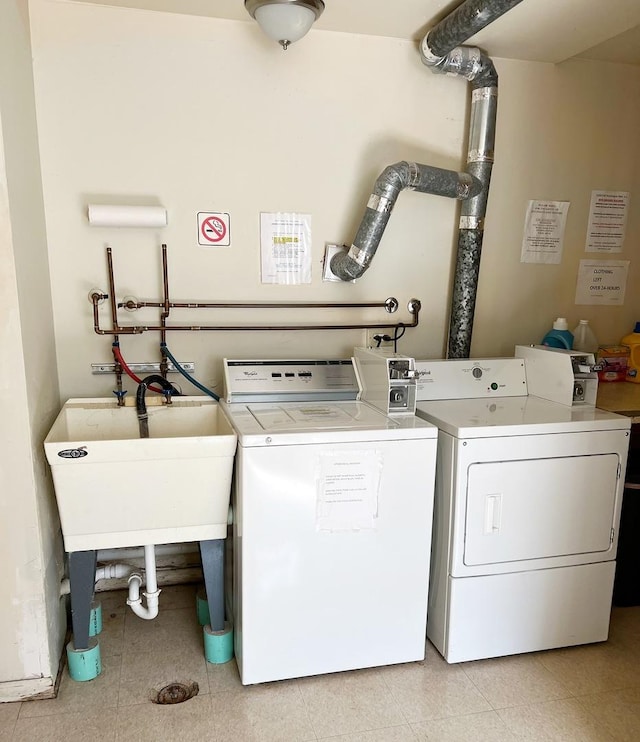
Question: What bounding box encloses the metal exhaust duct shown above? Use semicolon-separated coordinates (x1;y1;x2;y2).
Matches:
330;0;525;358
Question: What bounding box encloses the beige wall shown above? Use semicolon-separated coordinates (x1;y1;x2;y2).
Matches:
0;0;64;697
29;0;640;403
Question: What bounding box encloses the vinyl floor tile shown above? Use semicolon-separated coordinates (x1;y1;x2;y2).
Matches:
318;725;418;741
0;706;19;724
383;654;491;724
298;668;406;738
497;697;616;741
574;686;640;740
18;655;121;718
6;587;640;742
209;682;316;742
461;653;571;709
411;710;516;741
13;708;117;742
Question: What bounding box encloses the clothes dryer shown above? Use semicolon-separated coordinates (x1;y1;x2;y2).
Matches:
221;358;438;684
415;357;630;663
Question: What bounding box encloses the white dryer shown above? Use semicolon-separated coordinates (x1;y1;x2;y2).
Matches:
415;357;630;664
221;358;438;684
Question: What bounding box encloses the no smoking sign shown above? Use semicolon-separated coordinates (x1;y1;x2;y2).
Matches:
197;212;231;247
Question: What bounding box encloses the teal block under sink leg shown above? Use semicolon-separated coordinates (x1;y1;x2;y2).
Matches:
196;588;210;627
89;600;102;637
203;622;233;664
67;637;101;681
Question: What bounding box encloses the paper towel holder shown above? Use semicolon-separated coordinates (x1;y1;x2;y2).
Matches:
87;204;167;228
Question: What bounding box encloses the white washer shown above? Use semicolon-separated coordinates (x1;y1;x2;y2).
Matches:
415;357;631;664
220;358;438;685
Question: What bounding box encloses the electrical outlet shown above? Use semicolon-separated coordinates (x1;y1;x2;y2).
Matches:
366;330;393;348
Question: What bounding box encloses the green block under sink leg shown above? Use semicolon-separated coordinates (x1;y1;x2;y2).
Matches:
196;588;210;626
203;622;233;664
89;600;102;637
66;637;102;681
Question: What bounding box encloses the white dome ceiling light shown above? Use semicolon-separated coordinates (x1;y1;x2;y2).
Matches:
245;0;325;50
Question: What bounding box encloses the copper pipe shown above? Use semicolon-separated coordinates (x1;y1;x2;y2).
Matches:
90;302;420;334
106;248;120;340
92;246;420;335
161;244;170;334
119;300;399;311
160;243;170;374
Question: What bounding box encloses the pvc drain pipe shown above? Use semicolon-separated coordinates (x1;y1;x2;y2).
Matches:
127;545;161;620
60;562;133;596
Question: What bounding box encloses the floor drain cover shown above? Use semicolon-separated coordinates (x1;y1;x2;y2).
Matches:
154;681;199;705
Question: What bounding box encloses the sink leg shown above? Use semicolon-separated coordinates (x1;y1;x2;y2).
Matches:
199;539;225;632
68;550;97;650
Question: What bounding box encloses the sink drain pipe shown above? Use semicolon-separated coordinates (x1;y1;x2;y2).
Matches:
60;562;133;596
330;0;525;358
60;550;161;619
127;544;161;620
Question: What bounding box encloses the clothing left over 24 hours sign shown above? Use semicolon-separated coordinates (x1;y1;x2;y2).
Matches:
198;212;231;246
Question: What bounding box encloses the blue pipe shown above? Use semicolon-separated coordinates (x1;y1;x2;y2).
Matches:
160;343;220;401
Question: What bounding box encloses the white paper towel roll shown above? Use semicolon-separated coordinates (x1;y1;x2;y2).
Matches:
87;204;167;228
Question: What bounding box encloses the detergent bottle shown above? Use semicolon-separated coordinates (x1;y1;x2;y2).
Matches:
621;322;640;383
541;318;574;350
572;320;599;354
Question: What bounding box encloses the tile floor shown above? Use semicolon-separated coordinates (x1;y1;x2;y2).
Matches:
2;585;640;741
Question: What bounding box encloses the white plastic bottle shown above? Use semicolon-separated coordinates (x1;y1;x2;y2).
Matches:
572;320;599;353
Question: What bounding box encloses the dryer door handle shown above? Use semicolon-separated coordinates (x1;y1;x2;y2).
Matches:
484;494;502;535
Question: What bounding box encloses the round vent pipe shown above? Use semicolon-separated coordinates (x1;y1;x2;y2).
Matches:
330;0;525;359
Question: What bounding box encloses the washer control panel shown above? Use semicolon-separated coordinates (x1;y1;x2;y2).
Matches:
223;359;359;403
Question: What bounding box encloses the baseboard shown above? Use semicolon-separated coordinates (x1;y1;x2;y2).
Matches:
0;676;56;703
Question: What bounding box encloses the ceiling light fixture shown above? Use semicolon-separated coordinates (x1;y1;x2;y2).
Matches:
245;0;325;51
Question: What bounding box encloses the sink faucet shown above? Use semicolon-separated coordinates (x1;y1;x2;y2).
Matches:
136;375;180;438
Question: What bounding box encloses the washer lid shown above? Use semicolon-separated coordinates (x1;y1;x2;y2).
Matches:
416;395;630;437
248;402;376;430
221;400;437;446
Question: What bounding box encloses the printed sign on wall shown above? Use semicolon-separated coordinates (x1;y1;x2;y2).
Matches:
521;200;570;264
585;191;629;253
198;212;231;246
575;259;629;306
260;212;312;284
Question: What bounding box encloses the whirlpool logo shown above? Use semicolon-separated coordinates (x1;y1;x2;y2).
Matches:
58;446;88;459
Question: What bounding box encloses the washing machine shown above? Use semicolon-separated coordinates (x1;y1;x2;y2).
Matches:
414;356;631;664
220;357;438;685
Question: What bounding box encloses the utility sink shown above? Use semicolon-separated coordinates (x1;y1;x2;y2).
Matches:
44;397;237;552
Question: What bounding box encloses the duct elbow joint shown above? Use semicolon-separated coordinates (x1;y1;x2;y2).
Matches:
420;36;484;82
420;35;444;69
330;250;367;282
459;173;484;200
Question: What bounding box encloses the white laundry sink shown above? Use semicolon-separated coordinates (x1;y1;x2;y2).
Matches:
44;397;237;552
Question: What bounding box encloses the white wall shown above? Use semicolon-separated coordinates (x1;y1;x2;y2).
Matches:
0;0;64;700
474;57;640;355
29;0;640;400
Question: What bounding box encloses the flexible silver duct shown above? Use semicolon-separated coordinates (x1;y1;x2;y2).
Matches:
424;0;524;357
330;0;524;358
331;163;482;281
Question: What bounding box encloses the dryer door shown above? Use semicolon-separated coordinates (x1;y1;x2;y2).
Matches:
464;454;619;566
